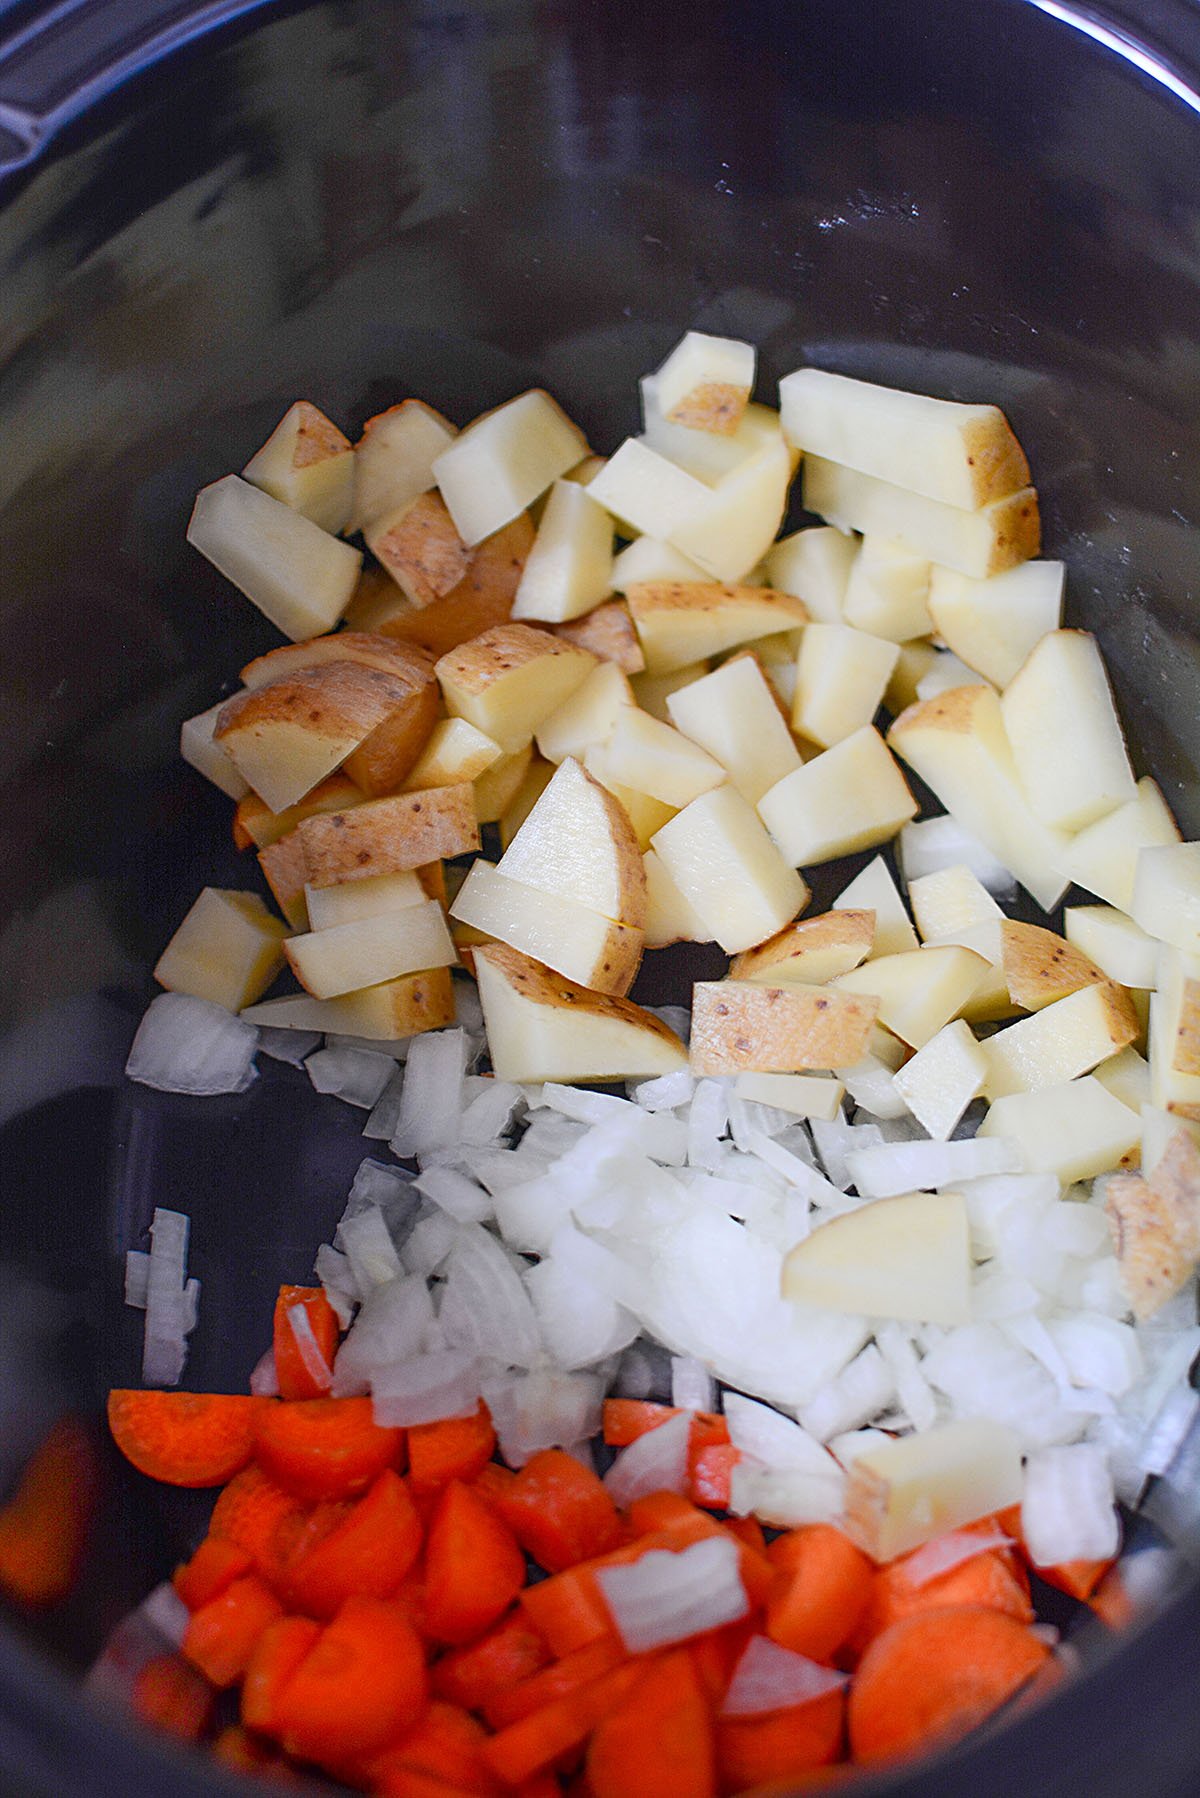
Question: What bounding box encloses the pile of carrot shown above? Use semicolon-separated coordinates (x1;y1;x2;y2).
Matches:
106;1286;1110;1794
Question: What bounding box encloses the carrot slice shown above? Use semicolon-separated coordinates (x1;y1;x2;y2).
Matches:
484;1639;627;1731
364;1700;502;1796
274;1286;339;1402
433;1610;553;1712
482;1661;643;1787
253;1396;404;1501
725;1517;767;1557
493;1450;622;1573
130;1652;215;1741
212;1723;300;1778
284;1468;423;1618
765;1526;875;1664
587;1650;716;1798
0;1416;96;1608
716;1690;845;1790
272;1596;430;1765
174;1535;254;1612
851;1549;1032;1656
473;1464;519;1509
242;1614;323;1734
108;1390;262;1488
689;1443;739;1512
408;1406;498;1495
209;1464;311;1588
848;1605;1051;1763
424;1482;527;1647
182;1574;284;1688
373;1771;486;1798
519;1563;615;1659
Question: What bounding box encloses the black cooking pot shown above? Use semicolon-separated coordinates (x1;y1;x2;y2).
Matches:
3;0;1200;1790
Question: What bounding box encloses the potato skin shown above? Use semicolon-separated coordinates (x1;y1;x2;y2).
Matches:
689;980;879;1074
299;785;479;885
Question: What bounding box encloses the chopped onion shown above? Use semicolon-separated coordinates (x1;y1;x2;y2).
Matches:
403;1208;461;1278
721;1635;848;1717
828;1427;892;1467
596;1537;748;1653
846;1136;1021;1199
414;1165;493;1225
634;1071;696;1113
482;1368;605;1467
249;1347;280;1398
452;978;485;1035
336;1206;405;1295
1021;1444;1120;1567
306;1046;395;1108
728;1461;845;1528
688;1080;731;1172
126;993;258;1096
287;1303;332;1393
842;1060;909;1121
438;1224;542;1368
392;1029;469;1157
671;1356;716;1414
313;1243;358;1325
370;1349;482;1427
742;1131;853;1211
874;1322;939;1434
140;1581;190;1647
362;1068;406;1141
525;1257;639;1371
333;1276;438;1396
1139;1385;1200;1479
923;1324;1081;1451
256;1026;321;1067
124;1251;150;1309
810;1116;881;1188
798;1344;896;1443
899;1526;1013;1589
1047;1315;1142;1398
143;1208;192;1388
724;1394;837;1479
458;1080;524;1147
603;1409;692;1507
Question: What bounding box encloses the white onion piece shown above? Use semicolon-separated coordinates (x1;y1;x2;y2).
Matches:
899;1527;1014;1590
249;1347;280;1398
124;1251;150;1309
874;1322;939;1434
743;1131;853;1211
459;1080;524;1147
126;993;259;1095
810;1117;880;1188
603;1410;693;1507
414;1165;493;1225
403;1208;461;1278
452;978;484;1035
1139;1385;1200;1479
483;1368;605;1467
671;1356;716;1414
306;1046;395;1109
143;1208;192;1388
438;1225;542;1368
596;1537;748;1653
525;1257;639;1371
721;1636;848;1717
140;1581;191;1648
336;1206;405;1294
1021;1444;1120;1567
314;1243;358;1324
728;1461;845;1528
634;1071;696;1113
846;1136;1021;1199
724;1395;836;1479
325;1031;410;1061
392;1029;469;1157
1047;1315;1142;1398
828;1427;892;1467
799;1344;896;1442
333;1276;437;1397
256;1026;322;1066
688;1080;731;1172
842;1061;909;1120
363;1069;406;1141
287;1303;333;1393
345;1157;418;1221
370;1349;482;1427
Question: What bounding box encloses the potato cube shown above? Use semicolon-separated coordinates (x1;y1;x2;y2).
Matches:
1093;1046;1152;1114
893;1020;988;1140
399;718;502;792
611;536;708;593
981;982;1139;1097
553;599;645;674
651;785;807;954
433;389;587;546
729;910;874;986
842;1418;1023;1562
689;981;879;1074
511;480;614;624
356;514;535;658
1000;630;1136;831
582;760;675;850
1132;842;1200;954
242;400;354;534
733;1071;846;1121
833;944;988;1048
497;755;555;847
884;640;941;715
668;439;793;582
239;631;435;693
841;537;933;643
351;399;457;535
588;439;711;539
435;623;596;753
626;581;808;675
233;775;364;851
792;623;899;748
1065;905;1159;991
927;560;1064;687
1065;777;1181;912
585;707;724;810
666;655;802;804
535;661;633;764
475;744;535;825
180;699;249;800
803;456;1040;579
979;1077;1141;1182
643;849;714;948
474;943;686;1082
758;726;918;868
652;330;755;434
257;836;309;932
154;888;289;1012
832;857;919;958
641;376;789;478
187;476;362;641
631;661;712;721
284;899;456;999
497;755;647;929
782;1192;971;1326
299;786;479;886
305;870;426;930
999;920;1108;1011
763;526;857;625
367;490;471;609
915;651;989;701
450;860;642;995
909;864;1002;944
243;967;454;1040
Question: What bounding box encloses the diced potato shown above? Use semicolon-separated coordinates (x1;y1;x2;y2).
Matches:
998;920;1107;1012
433;389;588;546
180;699;249;800
778;369;1031;511
351;399;457;535
652;330;755;434
833;944;988;1049
1132;843;1200;955
585;707;725;810
242;401;354;535
154;888;289;1012
650;785;807;954
689;981;879;1074
884;640;941;715
1065;778;1181;912
611;536;709;594
449;860;642;996
758;727;918;868
1105;1130;1200;1319
893;1020;988;1140
1093;1046;1152;1114
535;661;633;764
909;864;1002;944
631;660;712;722
475;745;535;825
435;623;597;752
842;1418;1024;1562
803;457;1040;580
498;755;555;848
927;560;1064;687
733;1071;846;1121
887;685;1070;912
497;755;647;929
626;581;808;676
1153;946;1200;1079
239;631;435;693
915;651;989;701
934;920;1015;1025
583;764;675;851
367;490;471;609
792;623;899;748
187;476;362;641
666;655;802;805
553;599;645;673
832;857;919;958
643;849;715;948
401;718;503;791
357;514;535;658
640;385;788;481
305;870;426;929
511;480;614;624
1149;964;1200;1120
782;1192;971;1326
474;942;687;1082
588;439;711;539
841;537;933;643
242;967;455;1040
299;786;479;887
257;836;309;932
663;439;792;583
981;982;1139;1097
284;899;456;999
979;1077;1141;1182
764;526;857;625
234;775;364;852
1065;905;1159;991
1000;630;1136;831
729;910;874;986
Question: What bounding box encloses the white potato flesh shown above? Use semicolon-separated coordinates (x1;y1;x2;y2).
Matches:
916;651;990;700
535;661;633;765
894;1020;988;1140
242;401;354;534
511;480;615;623
449;860;642;995
1000;630;1136;831
887;686;1070;912
241;969;453;1039
631;660;712;721
1064;778;1181;911
792;622;899;748
909;864;1003;943
841;537;933;643
779;368;1030;511
626;582;808;675
433;390;587;546
587;438;710;539
610;536;708;593
581;756;676;851
927;919;1014;1026
187;476;362;641
475;745;535;825
832;856;919;958
435;626;596;753
1153;945;1200;1078
651;784;808;954
733;1070;846;1120
666;655;802;803
783;1192;971;1326
927;560;1064;687
305;870;427;930
834;944;988;1049
284;899;455;999
729;909;875;986
981;983;1138;1097
652;330;755;432
764;526;857;625
643;849;715;948
1065;905;1160;990
352;399;457;534
884;640;941;714
497;755;646;928
669;439;793;583
401;718;502;790
843;1418;1024;1561
1148;983;1200;1121
1132;843;1200;955
641;384;785;480
180;699;249;800
1093;1046;1152;1114
474;943;687;1082
979;1077;1141;1182
758;727;918;867
154;888;288;1013
803;457;1040;580
586;707;725;809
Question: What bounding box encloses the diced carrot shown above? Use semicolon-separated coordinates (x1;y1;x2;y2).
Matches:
424;1482;528;1646
0;1416;96;1608
174;1535;254;1612
394;1561;432;1640
689;1444;739;1512
253;1396;404;1501
242;1615;322;1734
363;1700;502;1796
485;1639;627;1731
766;1527;875;1664
433;1611;553;1712
408;1406;498;1495
1089;1565;1136;1630
273;1286;339;1402
130;1651;215;1741
182;1574;284;1688
209;1464;312;1589
688;1619;755;1708
716;1690;845;1790
688;1414;731;1456
482;1662;643;1787
851;1549;1033;1657
108;1390;263;1488
724;1517;767;1558
848;1605;1051;1763
373;1771;486;1798
272;1596;429;1765
212;1723;298;1777
602;1401;680;1446
283;1469;422;1618
1035;1557;1115;1602
519;1565;615;1659
473;1464;519;1509
587;1650;715;1798
492;1451;622;1573
516;1780;563;1798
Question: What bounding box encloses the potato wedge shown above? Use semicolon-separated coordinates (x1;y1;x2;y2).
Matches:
585;707;725;809
689;980;879;1074
351;398;457;535
884;640;941;715
511;480;614;624
665;654;802;804
803;456;1040;579
535;662;634;765
498;755;555;847
1000;920;1109;1011
242;400;354;534
733;1071;846;1121
450;860;643;996
180;699;249;800
588;439;711;540
299;785;479;886
239;631;435;692
764;525;856;625
1001;630;1136;831
401;718;503;790
497;755;646;929
305;869;426;929
611;537;708;595
242;967;455;1040
1105;1129;1200;1319
979;1077;1141;1182
284;899;456;999
1064;777;1181;913
188;475;362;641
730;910;875;986
669;439;793;583
893;1020;988;1140
782;1191;971;1326
909;864;1002;945
631;660;713;722
435;622;596;753
474;744;535;825
841;538;933;643
625;580;808;675
367;490;471;609
833;944;989;1049
792;622;899;749
651;784;807;954
1132;842;1200;955
1153;946;1200;1078
233;775;365;852
434;389;588;546
832;857;919;958
927;560;1064;687
474;942;687;1081
643;848;715;948
1064;905;1159;992
258;835;310;932
758;727;918;868
980;980;1139;1097
154;888;289;1013
653;330;754;434
583;759;676;851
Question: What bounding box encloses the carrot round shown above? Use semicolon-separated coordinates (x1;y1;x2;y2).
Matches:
283;1468;423;1618
253;1396;404;1501
423;1481;527;1647
362;1699;501;1795
766;1526;875;1664
484;1638;627;1731
208;1464;311;1588
242;1614;322;1734
848;1605;1051;1763
493;1449;622;1573
174;1534;254;1612
852;1548;1032;1655
181;1573;284;1688
130;1652;215;1742
587;1649;716;1798
272;1595;429;1765
432;1610;553;1713
407;1404;497;1494
108;1390;262;1488
716;1690;845;1789
273;1285;339;1402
